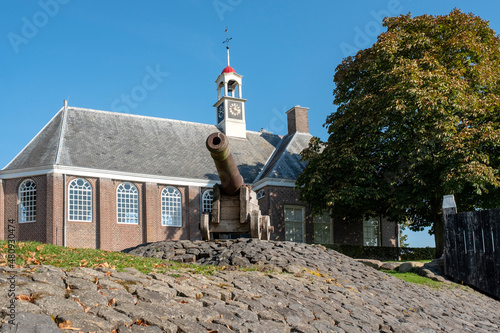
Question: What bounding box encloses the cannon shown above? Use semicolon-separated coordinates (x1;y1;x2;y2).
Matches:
201;132;273;240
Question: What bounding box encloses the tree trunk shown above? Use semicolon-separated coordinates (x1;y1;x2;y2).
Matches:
434;217;444;258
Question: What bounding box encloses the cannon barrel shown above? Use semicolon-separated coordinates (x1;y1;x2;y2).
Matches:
206;132;244;196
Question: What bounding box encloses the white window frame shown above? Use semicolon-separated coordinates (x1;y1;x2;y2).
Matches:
116;182;139;224
257;189;265;200
68;178;93;222
161;186;182;227
363;216;381;246
202;189;213;213
18;179;36;223
284;205;305;243
313;212;333;244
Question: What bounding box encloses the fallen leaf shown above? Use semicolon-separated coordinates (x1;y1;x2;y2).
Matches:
134;319;150;327
16;294;34;303
58;320;82;330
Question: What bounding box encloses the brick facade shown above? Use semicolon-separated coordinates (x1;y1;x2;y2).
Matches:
381;217;398;247
1;174;398;250
259;184;398;247
259;185;314;243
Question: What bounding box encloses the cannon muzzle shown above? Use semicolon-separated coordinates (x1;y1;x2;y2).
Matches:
206;132;244;196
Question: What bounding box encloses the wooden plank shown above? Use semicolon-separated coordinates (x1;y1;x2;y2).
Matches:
240;186;250;224
210;220;249;233
490;209;500;298
444;208;500;299
221;199;240;208
220;205;240;220
211;185;221;224
443;211;456;277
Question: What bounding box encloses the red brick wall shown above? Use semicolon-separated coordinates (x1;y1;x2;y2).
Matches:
96;178;146;251
96;181;196;251
46;173;64;246
3;179;17;240
66;176;98;249
381;217;398;247
161;185;189;242
144;182;161;244
260;184;397;247
2;176;49;243
187;186;201;240
2;173;398;249
263;185;313;242
141;183;191;246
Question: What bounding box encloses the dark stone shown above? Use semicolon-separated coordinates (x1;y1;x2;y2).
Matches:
56;312;115;333
65;277;98;291
34;296;83;317
0;312;61;333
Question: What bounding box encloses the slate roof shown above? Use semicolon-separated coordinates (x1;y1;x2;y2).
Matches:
3;107;309;184
256;132;312;181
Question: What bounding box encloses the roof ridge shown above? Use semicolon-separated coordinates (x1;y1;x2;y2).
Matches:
68;106;220;129
67;106;283;137
252;136;285;183
254;133;297;182
54;104;68;165
2;108;64;170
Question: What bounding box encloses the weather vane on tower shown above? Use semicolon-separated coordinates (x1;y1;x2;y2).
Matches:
223;26;232;67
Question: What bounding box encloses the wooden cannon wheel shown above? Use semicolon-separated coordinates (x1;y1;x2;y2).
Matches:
201;214;210;240
250;210;262;239
261;215;272;241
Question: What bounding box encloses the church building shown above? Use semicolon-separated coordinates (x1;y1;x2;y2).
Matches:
0;45;398;251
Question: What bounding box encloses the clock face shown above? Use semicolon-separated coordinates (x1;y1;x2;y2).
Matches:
228;102;243;119
217;103;225;123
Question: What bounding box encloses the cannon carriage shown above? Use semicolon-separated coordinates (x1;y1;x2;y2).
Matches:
201;132;274;240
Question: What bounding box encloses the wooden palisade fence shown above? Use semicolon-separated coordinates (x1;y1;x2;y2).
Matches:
443;195;500;299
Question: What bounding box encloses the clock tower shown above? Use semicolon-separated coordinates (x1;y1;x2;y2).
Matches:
214;31;247;138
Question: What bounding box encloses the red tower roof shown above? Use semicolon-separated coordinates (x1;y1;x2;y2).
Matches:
222;66;236;74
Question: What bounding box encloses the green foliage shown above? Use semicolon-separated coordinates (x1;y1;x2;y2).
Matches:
298;9;500;257
325;244;435;261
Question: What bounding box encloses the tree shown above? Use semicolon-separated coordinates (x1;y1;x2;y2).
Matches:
297;9;500;257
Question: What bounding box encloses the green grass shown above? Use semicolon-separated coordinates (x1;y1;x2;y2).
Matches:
0;240;222;275
381;269;443;288
381;269;471;293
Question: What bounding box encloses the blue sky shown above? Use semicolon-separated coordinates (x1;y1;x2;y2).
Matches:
1;0;499;247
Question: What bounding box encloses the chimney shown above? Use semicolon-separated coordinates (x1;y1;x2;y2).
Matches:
286;105;309;135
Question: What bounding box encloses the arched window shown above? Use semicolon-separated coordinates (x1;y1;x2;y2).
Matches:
117;182;139;224
68;178;92;222
202;189;213;213
19;179;36;223
161;186;182;227
363;216;380;246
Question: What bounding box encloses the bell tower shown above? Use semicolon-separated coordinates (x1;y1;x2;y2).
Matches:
213;29;247;138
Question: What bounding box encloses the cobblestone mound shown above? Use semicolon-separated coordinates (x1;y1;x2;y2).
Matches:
126;238;336;273
1;239;499;332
